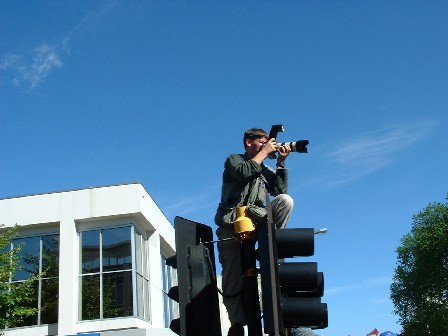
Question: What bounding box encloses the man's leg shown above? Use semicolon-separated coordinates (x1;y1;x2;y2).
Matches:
271;194;294;229
216;225;246;325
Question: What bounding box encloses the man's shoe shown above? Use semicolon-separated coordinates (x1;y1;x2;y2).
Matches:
289;327;320;336
227;322;244;336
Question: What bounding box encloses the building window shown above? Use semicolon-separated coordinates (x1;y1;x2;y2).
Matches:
79;225;150;321
135;231;151;322
9;233;60;327
161;254;178;327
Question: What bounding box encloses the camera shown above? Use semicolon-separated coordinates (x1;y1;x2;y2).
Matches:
276;140;309;153
268;124;309;158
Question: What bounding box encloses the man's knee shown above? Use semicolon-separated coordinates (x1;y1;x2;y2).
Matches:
272;194;294;229
276;194;294;210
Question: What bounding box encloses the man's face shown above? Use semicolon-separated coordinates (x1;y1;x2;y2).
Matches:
245;136;267;159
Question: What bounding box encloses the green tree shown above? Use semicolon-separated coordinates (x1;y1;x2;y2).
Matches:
391;197;448;335
0;226;39;334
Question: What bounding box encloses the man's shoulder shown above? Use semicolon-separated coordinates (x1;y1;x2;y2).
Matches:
226;153;246;162
230;152;245;158
224;153;247;170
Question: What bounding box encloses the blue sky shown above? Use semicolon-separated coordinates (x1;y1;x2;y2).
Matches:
1;1;448;335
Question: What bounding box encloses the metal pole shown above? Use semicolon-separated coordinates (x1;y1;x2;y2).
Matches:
240;238;263;336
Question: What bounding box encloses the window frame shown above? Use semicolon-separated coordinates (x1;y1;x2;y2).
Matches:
7;232;60;327
78;223;151;322
161;251;179;328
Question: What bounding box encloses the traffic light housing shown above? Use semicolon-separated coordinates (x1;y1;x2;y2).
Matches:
165;216;222;336
258;219;328;334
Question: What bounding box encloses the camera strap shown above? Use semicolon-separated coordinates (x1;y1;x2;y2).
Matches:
245;174;267;207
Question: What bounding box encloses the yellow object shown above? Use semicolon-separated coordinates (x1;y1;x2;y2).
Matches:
243;267;258;277
233;206;255;240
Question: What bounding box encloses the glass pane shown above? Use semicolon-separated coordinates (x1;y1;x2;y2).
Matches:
161;259;169;327
135;232;142;275
13;236;40;281
142;236;149;278
171;268;179;320
144;277;151;322
10;280;39;327
0;241;9;254
81;274;100;320
161;259;167;292
137;274;144;319
103;271;133;318
41;278;59;324
42;234;59;278
81;230;100;274
0;243;10;271
102;227;132;272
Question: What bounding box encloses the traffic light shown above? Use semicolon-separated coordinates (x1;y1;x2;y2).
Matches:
165;216;222;336
258;214;328;334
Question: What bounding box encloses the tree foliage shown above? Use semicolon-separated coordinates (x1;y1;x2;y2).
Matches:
0;226;39;333
391;197;448;335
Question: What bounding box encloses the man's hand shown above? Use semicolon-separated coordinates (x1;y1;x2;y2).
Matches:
261;138;278;156
276;143;291;163
250;138;278;165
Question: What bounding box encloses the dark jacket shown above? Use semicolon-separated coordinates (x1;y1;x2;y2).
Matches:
214;153;288;226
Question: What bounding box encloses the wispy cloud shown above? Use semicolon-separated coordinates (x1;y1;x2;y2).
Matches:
11;44;63;89
301;120;436;190
61;1;120;53
160;185;221;223
0;2;119;90
0;54;20;70
326;275;391;296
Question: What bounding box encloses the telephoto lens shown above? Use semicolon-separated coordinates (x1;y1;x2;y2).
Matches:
277;140;309;153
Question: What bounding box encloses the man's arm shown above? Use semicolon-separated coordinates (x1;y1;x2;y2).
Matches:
225;154;263;183
264;143;291;195
251;138;277;165
276;143;291;166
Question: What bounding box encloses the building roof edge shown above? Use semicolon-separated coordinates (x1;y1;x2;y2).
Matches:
0;182;143;201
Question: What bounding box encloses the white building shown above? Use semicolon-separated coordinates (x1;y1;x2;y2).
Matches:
0;183;230;336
